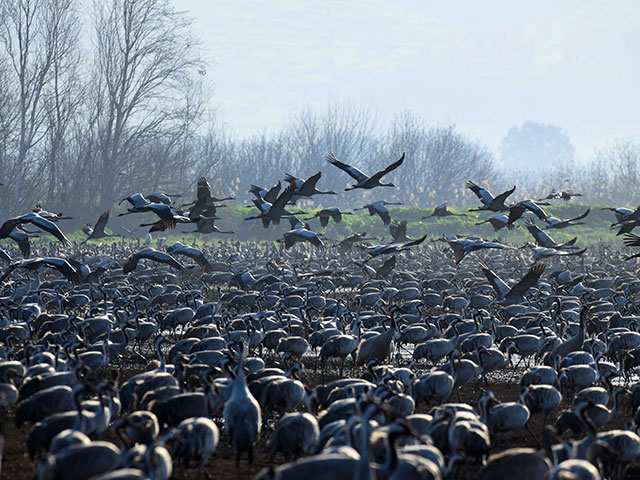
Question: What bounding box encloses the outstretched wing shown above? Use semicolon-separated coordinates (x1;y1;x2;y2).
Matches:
149;205;177;229
41;258;81;284
8;230;30;257
508;204;526;225
94;211;110;234
526;220;556;248
493;185;516;206
370;153;405;183
271;182;297;210
505;263;545;301
25;213;70;245
326;153;368;183
479;262;510;298
377;208;391;226
521;200;548;220
403;234;427;248
465;181;494;204
376;255;396;278
196;176;212;204
300;171;322;192
624;233;640;247
567;208;590;223
0;218;21;238
264;181;282;204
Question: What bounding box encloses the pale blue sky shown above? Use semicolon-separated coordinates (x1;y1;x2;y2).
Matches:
176;0;639;161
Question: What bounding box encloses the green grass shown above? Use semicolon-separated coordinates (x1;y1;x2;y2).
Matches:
0;203;626;250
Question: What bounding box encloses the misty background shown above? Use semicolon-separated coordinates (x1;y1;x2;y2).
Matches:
0;0;638;227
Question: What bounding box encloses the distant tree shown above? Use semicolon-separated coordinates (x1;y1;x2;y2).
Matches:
384;111;496;206
596;138;640;204
500;121;575;170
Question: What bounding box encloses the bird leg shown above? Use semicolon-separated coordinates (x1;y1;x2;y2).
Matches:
508;356;523;383
525;421;541;448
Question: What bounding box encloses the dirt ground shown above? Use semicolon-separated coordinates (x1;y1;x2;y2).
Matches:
3;355;639;480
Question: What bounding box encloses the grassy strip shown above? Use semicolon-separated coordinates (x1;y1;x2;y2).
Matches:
1;203;625;249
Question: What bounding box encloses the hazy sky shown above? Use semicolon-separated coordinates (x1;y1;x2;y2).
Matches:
176;0;639;161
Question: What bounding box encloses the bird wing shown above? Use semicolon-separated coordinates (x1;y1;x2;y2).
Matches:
557;237;578;249
121;193;148;207
326;153;368;183
465;181;494;204
283;234;296;249
141;249;184;271
283;173;300;184
188;201;206;220
369;153;405;182
397;220;407;238
376;255;396;278
559;247;587;257
8;231;30;257
318;212;329;228
402;234;427;248
492;185;516;206
0;218;22;238
178;246;212;272
94;211;110;234
526;221;555;248
478;241;511;252
505;263;545;301
451;244;466;264
308;232;324;249
624;233;640;247
615;220;640;236
264;181;282;204
24;214;70;245
146;193;171;205
197;176;213;204
149;204;177;229
479;263;510;298
536;193;555;202
249;185;265;197
0;248;11;263
41;258;81;284
389;222;398;240
521;200;548;220
567;208;590;223
300;171;322;193
378;208;391;226
508;204;526;225
271;182;297;211
122;252;140;274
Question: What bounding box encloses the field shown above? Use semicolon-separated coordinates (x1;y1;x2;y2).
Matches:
3;351;638;480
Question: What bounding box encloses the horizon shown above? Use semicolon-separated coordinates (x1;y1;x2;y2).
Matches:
177;0;640;164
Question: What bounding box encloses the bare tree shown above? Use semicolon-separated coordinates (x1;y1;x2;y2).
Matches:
384;111;495;206
90;0;203;210
0;0;77;214
41;0;83;209
596;139;640;205
0;58;18;208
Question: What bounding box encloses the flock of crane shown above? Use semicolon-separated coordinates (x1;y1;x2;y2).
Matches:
2;152;640;479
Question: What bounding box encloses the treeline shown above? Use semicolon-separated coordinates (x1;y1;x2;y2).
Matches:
0;0;638;230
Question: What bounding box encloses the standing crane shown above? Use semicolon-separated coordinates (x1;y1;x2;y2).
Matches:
223;343;262;466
